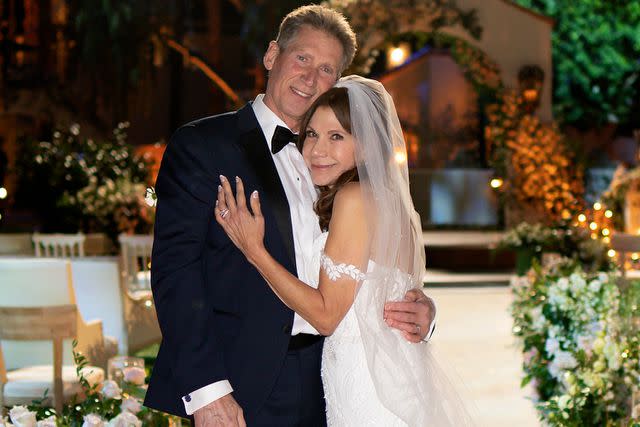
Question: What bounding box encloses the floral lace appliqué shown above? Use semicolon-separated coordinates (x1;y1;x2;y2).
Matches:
320;252;365;282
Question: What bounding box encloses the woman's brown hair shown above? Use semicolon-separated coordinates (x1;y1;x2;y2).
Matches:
297;87;359;231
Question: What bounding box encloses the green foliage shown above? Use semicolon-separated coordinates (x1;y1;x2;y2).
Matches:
511;260;640;425
14;122;152;239
512;0;640;129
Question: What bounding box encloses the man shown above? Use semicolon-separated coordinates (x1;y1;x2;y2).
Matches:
145;5;436;426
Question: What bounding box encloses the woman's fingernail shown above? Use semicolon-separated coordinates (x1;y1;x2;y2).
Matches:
215;199;219;206
235;176;240;182
219;175;226;182
251;190;259;198
218;185;222;192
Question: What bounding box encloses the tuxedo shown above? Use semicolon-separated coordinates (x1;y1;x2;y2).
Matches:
144;103;326;425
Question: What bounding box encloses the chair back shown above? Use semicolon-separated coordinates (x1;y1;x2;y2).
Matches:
0;259;77;369
118;234;153;296
71;258;127;354
0;305;77;413
0;306;77;340
33;233;86;257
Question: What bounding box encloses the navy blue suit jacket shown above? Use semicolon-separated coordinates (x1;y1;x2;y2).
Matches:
144;104;302;420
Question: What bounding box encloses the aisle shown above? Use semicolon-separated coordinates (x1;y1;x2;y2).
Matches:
425;286;540;427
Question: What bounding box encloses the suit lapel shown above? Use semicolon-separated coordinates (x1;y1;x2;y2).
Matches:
235;105;297;272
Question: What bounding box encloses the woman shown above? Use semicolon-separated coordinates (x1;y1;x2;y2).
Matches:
215;75;474;426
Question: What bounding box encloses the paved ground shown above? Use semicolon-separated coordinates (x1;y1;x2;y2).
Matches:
426;285;540;427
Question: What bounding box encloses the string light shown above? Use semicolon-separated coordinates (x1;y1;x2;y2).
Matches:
602;228;610;236
604;210;613;218
608;249;616;258
578;214;587;222
589;222;598;230
490;178;503;189
593;202;602;211
0;187;7;199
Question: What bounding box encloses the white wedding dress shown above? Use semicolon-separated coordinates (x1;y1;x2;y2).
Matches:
307;232;407;426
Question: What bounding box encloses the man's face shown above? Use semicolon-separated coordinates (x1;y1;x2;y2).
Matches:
262;26;344;131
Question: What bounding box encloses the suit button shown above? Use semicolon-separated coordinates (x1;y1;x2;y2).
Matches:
282;324;291;334
184;395;192;403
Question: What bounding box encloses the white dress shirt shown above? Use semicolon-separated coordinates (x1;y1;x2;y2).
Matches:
183;95;436;414
183;95;321;415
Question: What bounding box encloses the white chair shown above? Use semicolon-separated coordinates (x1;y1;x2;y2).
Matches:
71;258;128;355
0;259;106;410
33;233;86;257
0;306;104;413
118;234;162;353
0;233;33;255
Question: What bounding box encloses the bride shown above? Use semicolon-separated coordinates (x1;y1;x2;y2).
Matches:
215;75;475;426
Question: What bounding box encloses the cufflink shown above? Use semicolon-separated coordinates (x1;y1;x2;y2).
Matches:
184;394;192;403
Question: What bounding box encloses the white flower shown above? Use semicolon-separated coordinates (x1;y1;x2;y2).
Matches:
557;277;569;291
557;394;571;410
9;406;36;427
107;411;142;427
101;380;122;399
548;351;577;379
588;279;602;293
82;414;106;427
123;366;146;385
144;187;157;207
545;337;560;356
36;416;57;427
603;338;621;370
121;397;143;414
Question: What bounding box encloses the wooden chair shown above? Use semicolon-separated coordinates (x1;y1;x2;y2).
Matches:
0;259;107;413
118;234;162;352
0;306;79;413
33;233;86;257
0;258;108;368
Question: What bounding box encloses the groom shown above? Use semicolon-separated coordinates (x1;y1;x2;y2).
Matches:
145;5;436;426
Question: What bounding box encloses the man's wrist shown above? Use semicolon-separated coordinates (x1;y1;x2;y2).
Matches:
183;380;234;415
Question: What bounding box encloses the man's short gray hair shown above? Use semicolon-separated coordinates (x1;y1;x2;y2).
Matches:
276;5;357;75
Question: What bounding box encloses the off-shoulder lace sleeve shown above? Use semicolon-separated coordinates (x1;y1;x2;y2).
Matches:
320;252;365;282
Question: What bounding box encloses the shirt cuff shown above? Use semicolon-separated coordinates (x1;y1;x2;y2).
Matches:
182;380;233;415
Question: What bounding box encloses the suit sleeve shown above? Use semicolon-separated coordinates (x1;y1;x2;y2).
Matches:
151;124;226;397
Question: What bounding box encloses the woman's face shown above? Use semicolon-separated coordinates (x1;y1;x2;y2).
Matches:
302;106;356;187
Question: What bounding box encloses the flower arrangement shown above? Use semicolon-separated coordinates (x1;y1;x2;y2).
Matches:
16;122;153;243
499;221;612;275
62;177;155;241
511;259;640;425
0;349;178;427
486;90;584;225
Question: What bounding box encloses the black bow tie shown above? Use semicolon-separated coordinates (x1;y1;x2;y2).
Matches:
271;125;298;154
